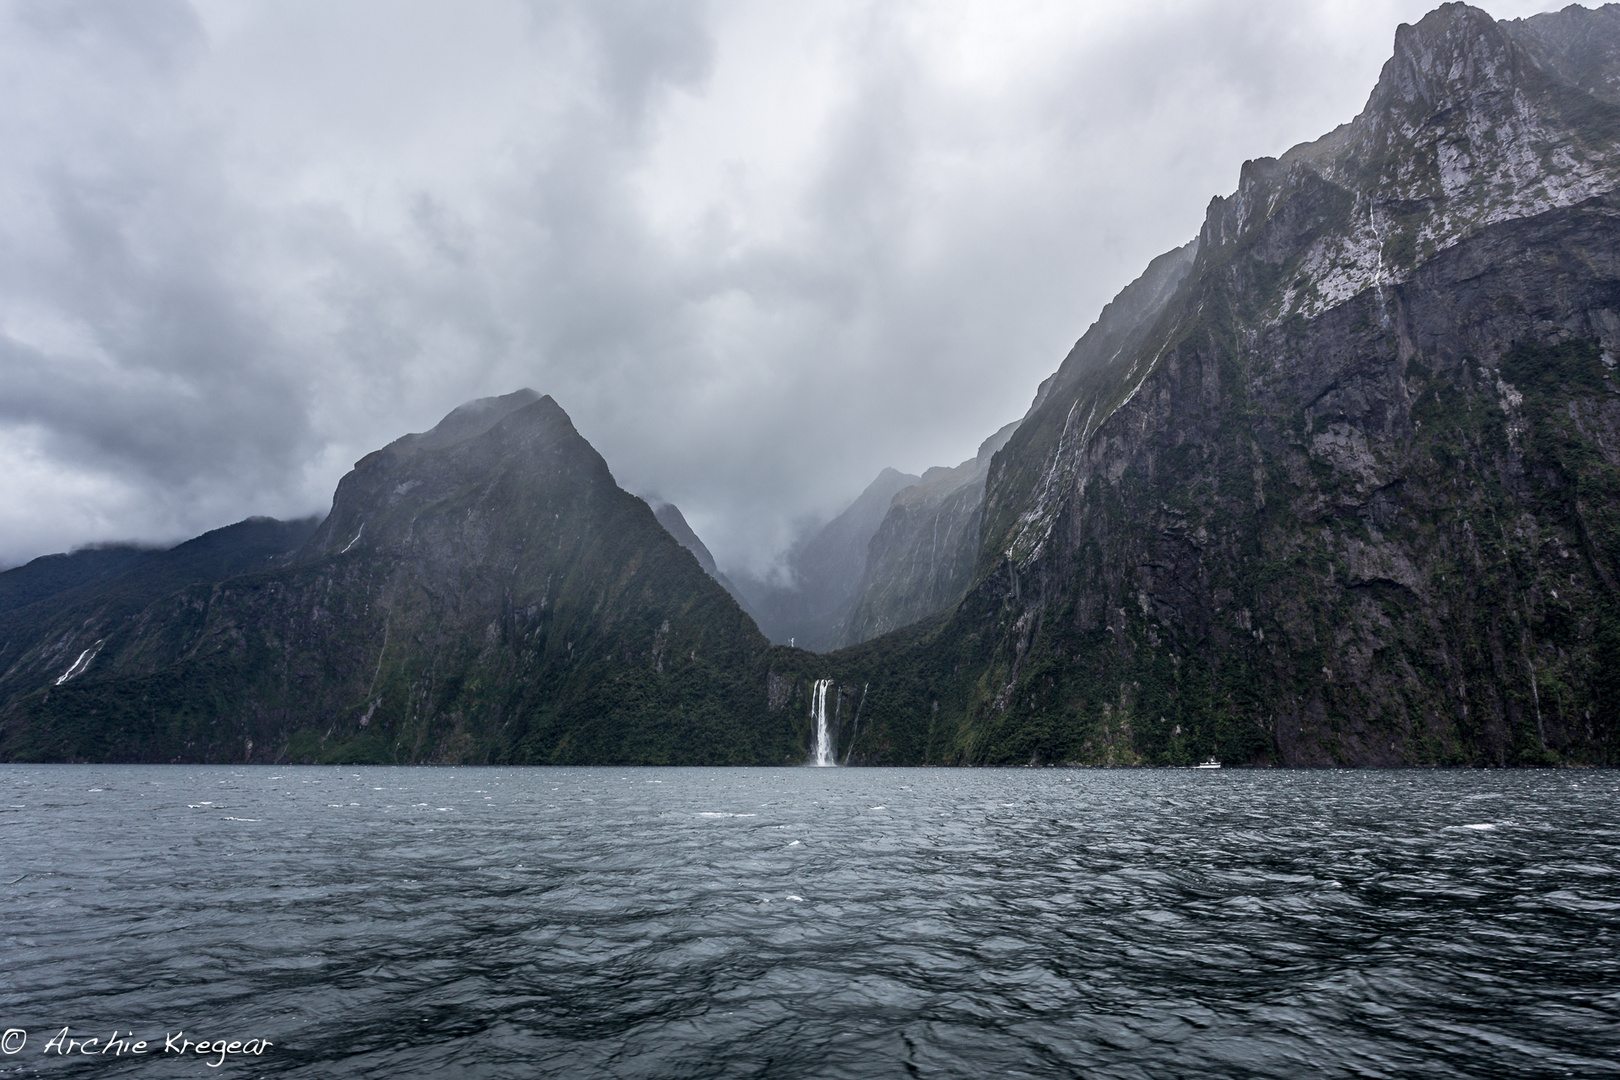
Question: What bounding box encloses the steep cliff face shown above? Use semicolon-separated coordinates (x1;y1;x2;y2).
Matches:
0;394;793;764
830;242;1202;651
825;2;1620;766
1018;241;1200;428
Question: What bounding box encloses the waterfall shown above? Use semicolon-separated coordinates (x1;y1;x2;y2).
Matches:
809;678;835;766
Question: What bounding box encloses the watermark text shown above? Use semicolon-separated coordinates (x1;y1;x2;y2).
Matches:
1;1028;273;1068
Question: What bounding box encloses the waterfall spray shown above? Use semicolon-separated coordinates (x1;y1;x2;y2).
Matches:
810;679;835;766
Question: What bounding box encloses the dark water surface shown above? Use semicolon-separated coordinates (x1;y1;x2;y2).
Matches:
1;766;1616;1078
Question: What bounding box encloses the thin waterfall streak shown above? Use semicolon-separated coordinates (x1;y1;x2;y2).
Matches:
843;682;868;766
810;678;834;766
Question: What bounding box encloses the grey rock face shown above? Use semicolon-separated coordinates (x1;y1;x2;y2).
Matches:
830;2;1620;767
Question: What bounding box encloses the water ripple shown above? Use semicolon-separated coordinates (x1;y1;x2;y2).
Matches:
0;766;1616;1078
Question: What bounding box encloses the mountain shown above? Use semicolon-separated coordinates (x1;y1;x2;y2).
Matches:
0;515;320;665
837;422;1018;647
0;393;797;765
12;2;1617;771
645;498;758;618
733;467;919;650
744;245;1202;655
793;2;1620;767
0;544;158;616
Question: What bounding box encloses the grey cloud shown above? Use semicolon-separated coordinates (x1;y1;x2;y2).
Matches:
16;0;205;75
526;0;716;122
0;0;1569;571
1;136;305;482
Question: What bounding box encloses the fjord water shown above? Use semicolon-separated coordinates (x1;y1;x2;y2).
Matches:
1;767;1616;1079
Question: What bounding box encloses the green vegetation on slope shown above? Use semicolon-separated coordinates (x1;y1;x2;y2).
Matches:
0;398;798;765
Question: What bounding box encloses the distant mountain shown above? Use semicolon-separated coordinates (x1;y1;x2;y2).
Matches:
735;428;1041;652
0;394;797;765
797;2;1620;767
733;467;919;650
837;422;1018;647
644;498;758;618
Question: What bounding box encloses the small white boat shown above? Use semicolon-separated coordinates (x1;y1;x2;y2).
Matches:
1193;757;1221;769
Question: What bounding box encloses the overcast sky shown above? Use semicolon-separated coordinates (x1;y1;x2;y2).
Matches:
0;0;1570;573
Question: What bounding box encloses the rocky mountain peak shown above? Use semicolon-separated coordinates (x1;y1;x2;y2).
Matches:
398;388;545;452
1;381;783;764
1187;2;1620;328
1374;3;1518;116
1024;4;1620;577
1508;4;1620;104
306;391;607;560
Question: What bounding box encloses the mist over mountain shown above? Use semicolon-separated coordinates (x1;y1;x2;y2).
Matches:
6;3;1620;769
837;423;1018;648
731;467;920;651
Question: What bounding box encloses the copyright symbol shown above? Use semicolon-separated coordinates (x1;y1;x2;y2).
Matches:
1;1029;25;1053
